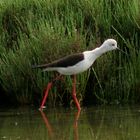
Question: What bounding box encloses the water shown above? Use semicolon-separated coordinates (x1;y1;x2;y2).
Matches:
0;105;140;140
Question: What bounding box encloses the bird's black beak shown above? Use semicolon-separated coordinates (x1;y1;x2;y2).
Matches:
117;47;127;55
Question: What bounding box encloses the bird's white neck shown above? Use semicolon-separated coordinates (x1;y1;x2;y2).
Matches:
91;45;108;58
84;45;108;64
91;46;108;58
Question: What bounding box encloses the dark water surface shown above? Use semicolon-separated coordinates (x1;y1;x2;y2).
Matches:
0;105;140;140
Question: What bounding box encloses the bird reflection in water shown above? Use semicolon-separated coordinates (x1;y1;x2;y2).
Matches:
40;110;81;140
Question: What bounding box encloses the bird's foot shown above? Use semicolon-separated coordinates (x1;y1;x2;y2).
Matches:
39;106;46;111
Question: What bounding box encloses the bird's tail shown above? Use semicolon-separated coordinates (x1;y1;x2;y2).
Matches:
32;64;47;69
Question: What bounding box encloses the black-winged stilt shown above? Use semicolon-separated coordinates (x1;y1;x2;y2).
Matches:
33;39;120;110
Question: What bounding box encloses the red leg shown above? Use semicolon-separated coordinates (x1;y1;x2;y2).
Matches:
40;74;62;110
72;75;81;111
40;82;52;109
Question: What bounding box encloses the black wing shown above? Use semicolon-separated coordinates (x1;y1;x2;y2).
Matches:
32;53;84;69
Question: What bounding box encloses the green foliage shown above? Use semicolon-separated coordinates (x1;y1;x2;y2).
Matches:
0;0;140;106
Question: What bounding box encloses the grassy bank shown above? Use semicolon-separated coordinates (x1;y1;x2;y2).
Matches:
0;0;140;107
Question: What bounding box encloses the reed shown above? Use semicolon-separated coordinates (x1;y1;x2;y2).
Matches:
0;0;140;106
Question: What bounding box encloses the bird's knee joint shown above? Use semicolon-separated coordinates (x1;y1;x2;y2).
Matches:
72;93;76;98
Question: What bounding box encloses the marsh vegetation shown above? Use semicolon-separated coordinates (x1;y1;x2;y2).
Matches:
0;0;140;107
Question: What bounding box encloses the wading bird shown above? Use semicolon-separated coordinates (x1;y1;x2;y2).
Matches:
33;39;121;111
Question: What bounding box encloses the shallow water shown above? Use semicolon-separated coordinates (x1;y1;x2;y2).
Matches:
0;105;140;140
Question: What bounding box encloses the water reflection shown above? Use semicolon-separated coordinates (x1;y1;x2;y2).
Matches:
40;109;81;140
0;106;140;140
40;111;54;139
86;106;140;140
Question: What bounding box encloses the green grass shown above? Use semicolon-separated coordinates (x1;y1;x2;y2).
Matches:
0;0;140;107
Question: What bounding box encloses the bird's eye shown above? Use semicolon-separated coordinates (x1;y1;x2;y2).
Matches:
112;43;115;46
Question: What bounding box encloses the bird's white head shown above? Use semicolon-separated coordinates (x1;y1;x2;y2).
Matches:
101;39;118;52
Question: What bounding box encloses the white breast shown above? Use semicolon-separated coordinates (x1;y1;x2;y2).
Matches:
57;52;95;75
